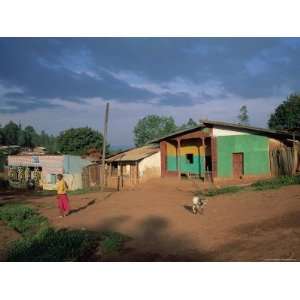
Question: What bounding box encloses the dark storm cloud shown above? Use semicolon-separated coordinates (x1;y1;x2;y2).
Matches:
0;38;155;102
1;37;300;113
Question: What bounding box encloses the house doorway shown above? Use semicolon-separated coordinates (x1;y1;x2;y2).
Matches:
232;153;244;178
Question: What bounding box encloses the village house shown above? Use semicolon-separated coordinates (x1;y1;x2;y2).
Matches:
152;120;299;182
105;144;161;189
7;154;92;190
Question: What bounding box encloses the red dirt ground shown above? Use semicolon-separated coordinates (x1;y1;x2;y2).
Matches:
1;178;300;261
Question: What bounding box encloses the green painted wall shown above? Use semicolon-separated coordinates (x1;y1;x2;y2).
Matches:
217;135;270;177
167;155;205;175
167;155;177;172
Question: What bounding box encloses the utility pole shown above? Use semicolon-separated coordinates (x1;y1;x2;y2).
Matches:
101;102;110;190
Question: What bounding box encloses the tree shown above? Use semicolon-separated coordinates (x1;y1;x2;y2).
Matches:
0;125;4;145
178;118;198;131
57;127;106;155
2;121;21;145
268;93;300;130
134;115;177;146
18;126;39;148
238;105;249;125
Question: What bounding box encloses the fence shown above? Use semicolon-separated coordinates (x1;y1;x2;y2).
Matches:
82;164;102;189
270;147;298;176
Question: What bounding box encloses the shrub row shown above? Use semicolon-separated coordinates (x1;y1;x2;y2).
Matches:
0;204;128;261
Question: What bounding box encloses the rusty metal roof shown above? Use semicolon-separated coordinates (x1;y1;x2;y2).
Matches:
150;119;298;142
106;144;160;163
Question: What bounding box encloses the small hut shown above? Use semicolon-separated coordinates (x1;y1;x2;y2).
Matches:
106;145;161;189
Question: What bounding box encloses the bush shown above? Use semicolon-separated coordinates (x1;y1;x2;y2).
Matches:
100;231;130;254
197;186;243;197
251;176;300;190
1;203;129;261
0;204;48;237
7;227;100;262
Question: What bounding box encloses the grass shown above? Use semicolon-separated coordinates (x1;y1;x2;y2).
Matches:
200;185;243;197
0;203;128;261
196;175;300;197
6;227;100;262
100;231;130;254
0;173;9;190
0;203;48;237
251;175;300;191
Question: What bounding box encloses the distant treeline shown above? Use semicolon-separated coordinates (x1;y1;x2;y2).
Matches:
0;121;106;156
0;121;58;153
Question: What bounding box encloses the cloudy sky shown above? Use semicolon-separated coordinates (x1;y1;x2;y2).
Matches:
0;38;299;146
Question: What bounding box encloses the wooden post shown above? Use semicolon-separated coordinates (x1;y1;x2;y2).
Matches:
136;161;139;184
211;137;217;181
101;102;109;190
160;141;167;177
293;131;297;175
202;137;206;181
177;138;181;179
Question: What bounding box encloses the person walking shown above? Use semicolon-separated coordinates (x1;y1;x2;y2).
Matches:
56;174;70;218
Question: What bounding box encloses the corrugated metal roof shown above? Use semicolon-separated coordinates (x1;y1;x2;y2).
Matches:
150;119;298;142
106;144;160;162
201;120;297;137
149;124;205;143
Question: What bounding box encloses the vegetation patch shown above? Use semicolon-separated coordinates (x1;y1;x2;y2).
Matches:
0;203;129;261
7;227;100;262
251;175;300;191
197;185;243;197
196;175;300;197
0;204;48;237
100;231;130;254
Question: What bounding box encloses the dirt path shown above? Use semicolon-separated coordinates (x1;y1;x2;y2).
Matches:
3;178;300;261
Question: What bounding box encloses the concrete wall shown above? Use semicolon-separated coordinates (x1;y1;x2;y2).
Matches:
216;134;270;178
8;155;91;191
139;151;161;181
42;173;83;191
63;155;91;173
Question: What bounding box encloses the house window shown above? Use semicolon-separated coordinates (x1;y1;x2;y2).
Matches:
32;156;39;164
186;153;194;164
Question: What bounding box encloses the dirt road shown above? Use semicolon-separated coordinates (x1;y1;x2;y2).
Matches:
24;178;300;261
2;178;300;261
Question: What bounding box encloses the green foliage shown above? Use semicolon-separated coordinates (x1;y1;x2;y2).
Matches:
0;204;48;237
2;121;21;145
269;93;300;130
251;175;300;190
17;126;39;148
177;118;198;131
198;186;243;197
38;130;58;154
134;115;177;146
100;231;129;253
7;227;100;262
0;121;58;153
238;105;249;125
195;175;300;197
0;203;128;261
0;126;4;145
57;127;106;155
0;150;6;171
